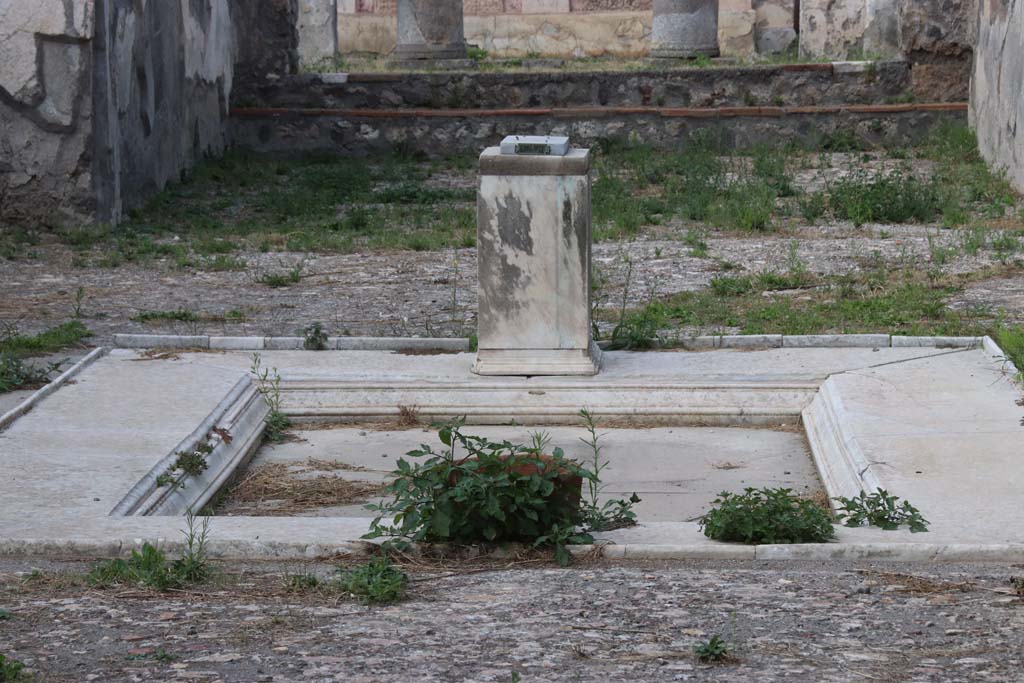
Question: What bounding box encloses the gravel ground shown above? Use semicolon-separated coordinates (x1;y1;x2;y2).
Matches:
2;223;1022;345
1;558;1022;682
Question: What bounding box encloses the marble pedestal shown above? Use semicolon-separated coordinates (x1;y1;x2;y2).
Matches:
473;147;601;376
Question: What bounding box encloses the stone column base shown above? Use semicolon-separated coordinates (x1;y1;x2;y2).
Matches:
473;343;603;377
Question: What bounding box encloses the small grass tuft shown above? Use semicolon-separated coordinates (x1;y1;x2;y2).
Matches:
0;653;27;681
336;557;408;605
0;321;90;356
694;634;731;663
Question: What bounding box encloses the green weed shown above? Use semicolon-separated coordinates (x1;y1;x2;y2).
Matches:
829;167;940;226
0;653;26;681
88;512;211;590
251;354;291;442
694;634;730;663
336;557;408;605
577;409;641;532
303;323;329;351
699;487;835;544
994;325;1024;379
0;355;63;394
0;321;89;356
708;181;776;232
833;489;929;532
258;265;302;288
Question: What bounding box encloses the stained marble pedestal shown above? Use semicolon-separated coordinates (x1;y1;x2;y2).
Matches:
473;147;601;376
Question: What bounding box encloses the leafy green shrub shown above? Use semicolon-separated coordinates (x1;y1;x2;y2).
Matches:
365;420;595;566
694;635;730;663
337;557;408;605
0;355;62;394
699;487;835;544
0;654;26;682
834;489;929;532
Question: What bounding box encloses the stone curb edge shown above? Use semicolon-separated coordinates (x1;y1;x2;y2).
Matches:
113;334;471;352
982;335;1022;379
112;334;983;352
0;347;108;433
2;538;1023;563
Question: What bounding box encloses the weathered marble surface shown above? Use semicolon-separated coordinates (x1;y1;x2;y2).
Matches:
718;0;756;58
298;0;338;66
395;0;467;59
971;0;1024;193
475;147;599;375
799;0;900;60
651;0;720;57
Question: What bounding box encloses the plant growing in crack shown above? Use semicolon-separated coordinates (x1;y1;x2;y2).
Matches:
251;353;291;443
303;322;329;350
694;634;731;663
155;441;214;489
577;408;641;532
833;489;929;532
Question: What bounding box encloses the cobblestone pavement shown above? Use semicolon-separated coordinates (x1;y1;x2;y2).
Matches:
1;559;1022;682
2;223;1022;345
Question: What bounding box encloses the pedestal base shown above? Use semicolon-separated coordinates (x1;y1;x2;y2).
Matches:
473;343;603;377
651;46;721;58
393;44;467;60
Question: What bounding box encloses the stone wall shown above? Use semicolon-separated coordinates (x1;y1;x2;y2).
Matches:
242;62;913;110
92;0;236;222
971;0;1024;193
901;0;977;101
232;103;965;157
0;1;96;225
2;0;298;226
231;62;964;156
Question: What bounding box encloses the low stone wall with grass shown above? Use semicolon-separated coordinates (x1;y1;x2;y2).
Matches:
235;61;920;111
231;104;965;158
971;0;1024;194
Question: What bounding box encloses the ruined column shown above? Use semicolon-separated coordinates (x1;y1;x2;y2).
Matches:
474;136;601;376
394;0;466;60
651;0;720;58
